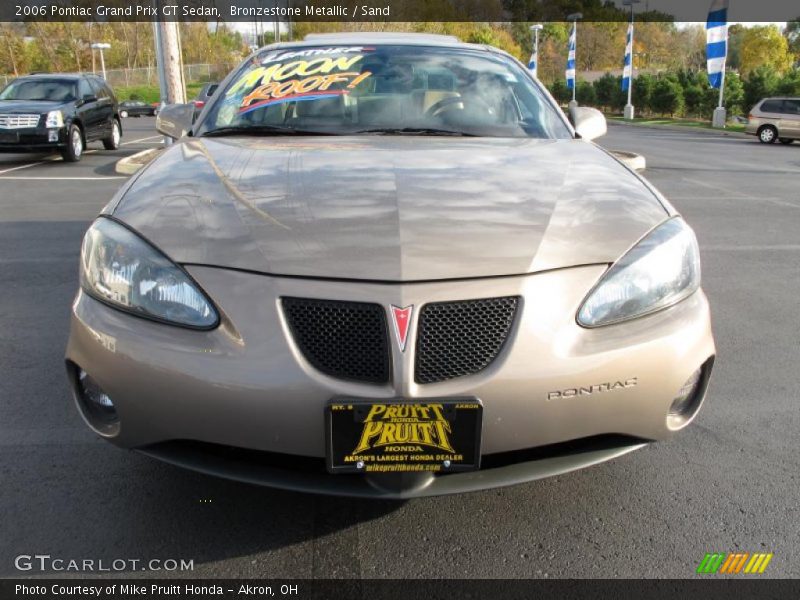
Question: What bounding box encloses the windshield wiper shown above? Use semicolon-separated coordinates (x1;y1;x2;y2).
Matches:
354;127;478;137
202;125;338;137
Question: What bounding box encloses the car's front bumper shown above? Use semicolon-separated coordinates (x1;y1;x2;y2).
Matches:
138;435;649;498
66;264;715;497
0;126;68;153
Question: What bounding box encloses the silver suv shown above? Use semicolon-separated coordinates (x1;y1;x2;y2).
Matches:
746;97;800;144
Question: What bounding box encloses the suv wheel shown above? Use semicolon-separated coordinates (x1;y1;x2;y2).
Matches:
758;125;777;144
103;119;121;150
61;124;84;162
779;138;794;145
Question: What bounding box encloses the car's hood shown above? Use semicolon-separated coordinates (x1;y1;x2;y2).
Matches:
111;136;668;281
0;100;70;113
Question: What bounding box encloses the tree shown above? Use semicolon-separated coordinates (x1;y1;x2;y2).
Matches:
673;25;706;71
683;84;705;117
726;24;745;71
633;73;655;115
634;22;681;70
467;26;500;47
744;65;781;111
784;19;800;59
722;70;744;115
650;77;684;117
593;72;625;112
576;80;596;106
577;22;626;71
0;24;25;76
548;79;571;105
739;25;794;77
777;69;800;96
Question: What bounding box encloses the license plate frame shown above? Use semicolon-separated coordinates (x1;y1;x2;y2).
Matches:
326;398;483;475
0;132;20;144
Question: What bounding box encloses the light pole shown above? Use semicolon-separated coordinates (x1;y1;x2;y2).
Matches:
529;24;543;79
566;13;582;109
90;43;111;80
623;0;641;120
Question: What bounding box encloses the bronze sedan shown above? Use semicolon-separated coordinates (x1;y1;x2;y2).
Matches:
66;34;715;498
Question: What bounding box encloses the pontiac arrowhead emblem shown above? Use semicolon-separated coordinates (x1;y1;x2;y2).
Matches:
390;305;413;352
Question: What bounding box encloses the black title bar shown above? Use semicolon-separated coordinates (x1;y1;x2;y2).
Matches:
4;0;800;23
2;579;800;600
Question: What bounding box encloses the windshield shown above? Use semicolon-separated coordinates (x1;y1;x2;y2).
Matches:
198;45;570;138
0;79;78;102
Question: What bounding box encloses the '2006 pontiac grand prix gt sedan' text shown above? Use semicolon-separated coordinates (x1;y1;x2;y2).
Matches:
65;33;715;498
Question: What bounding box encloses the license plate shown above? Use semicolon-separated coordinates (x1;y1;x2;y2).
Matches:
326;399;482;474
0;132;19;144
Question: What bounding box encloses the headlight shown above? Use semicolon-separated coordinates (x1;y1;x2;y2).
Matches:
80;218;218;328
577;217;701;327
45;110;64;128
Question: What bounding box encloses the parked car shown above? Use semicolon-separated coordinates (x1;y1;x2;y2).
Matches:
745;97;800;144
191;82;219;111
0;73;122;161
66;34;715;498
119;100;156;118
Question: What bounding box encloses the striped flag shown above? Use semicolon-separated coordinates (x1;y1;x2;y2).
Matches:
706;0;729;88
622;22;633;91
566;23;576;89
528;49;538;78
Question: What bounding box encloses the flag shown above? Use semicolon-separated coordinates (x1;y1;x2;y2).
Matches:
566;23;576;89
622;22;633;91
528;49;538;78
706;0;728;88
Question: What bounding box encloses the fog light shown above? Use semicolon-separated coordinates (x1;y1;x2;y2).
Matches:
48;129;59;142
668;368;703;417
78;369;118;422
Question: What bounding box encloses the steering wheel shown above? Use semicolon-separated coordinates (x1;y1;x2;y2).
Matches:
425;95;497;120
424;96;466;118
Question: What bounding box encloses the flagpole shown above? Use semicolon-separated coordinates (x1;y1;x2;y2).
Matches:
622;0;640;119
626;25;633;108
572;22;577;104
529;24;543;79
567;13;581;109
707;0;729;127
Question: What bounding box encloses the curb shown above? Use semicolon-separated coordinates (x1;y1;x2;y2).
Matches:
115;148;162;175
609;150;646;171
608;119;748;138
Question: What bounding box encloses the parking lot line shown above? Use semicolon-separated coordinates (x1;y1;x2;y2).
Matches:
122;135;163;146
0;160;51;175
0;134;162;181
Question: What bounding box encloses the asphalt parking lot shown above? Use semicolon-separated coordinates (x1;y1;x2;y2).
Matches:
1;119;798;579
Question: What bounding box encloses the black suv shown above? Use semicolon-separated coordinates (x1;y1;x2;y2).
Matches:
0;73;122;162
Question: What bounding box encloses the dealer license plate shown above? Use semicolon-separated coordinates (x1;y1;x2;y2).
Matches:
326;399;482;474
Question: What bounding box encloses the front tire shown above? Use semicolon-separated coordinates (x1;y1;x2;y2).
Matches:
758;125;777;144
60;124;84;162
779;138;794;145
102;119;121;150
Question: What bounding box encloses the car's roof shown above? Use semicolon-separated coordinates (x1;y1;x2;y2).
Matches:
761;97;800;101
265;32;480;51
19;73;85;81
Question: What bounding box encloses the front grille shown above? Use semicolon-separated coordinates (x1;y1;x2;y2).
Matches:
0;114;41;129
415;296;519;384
282;297;390;384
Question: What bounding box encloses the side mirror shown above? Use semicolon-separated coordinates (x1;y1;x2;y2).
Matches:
569;106;607;141
82;94;97;104
156;103;195;139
